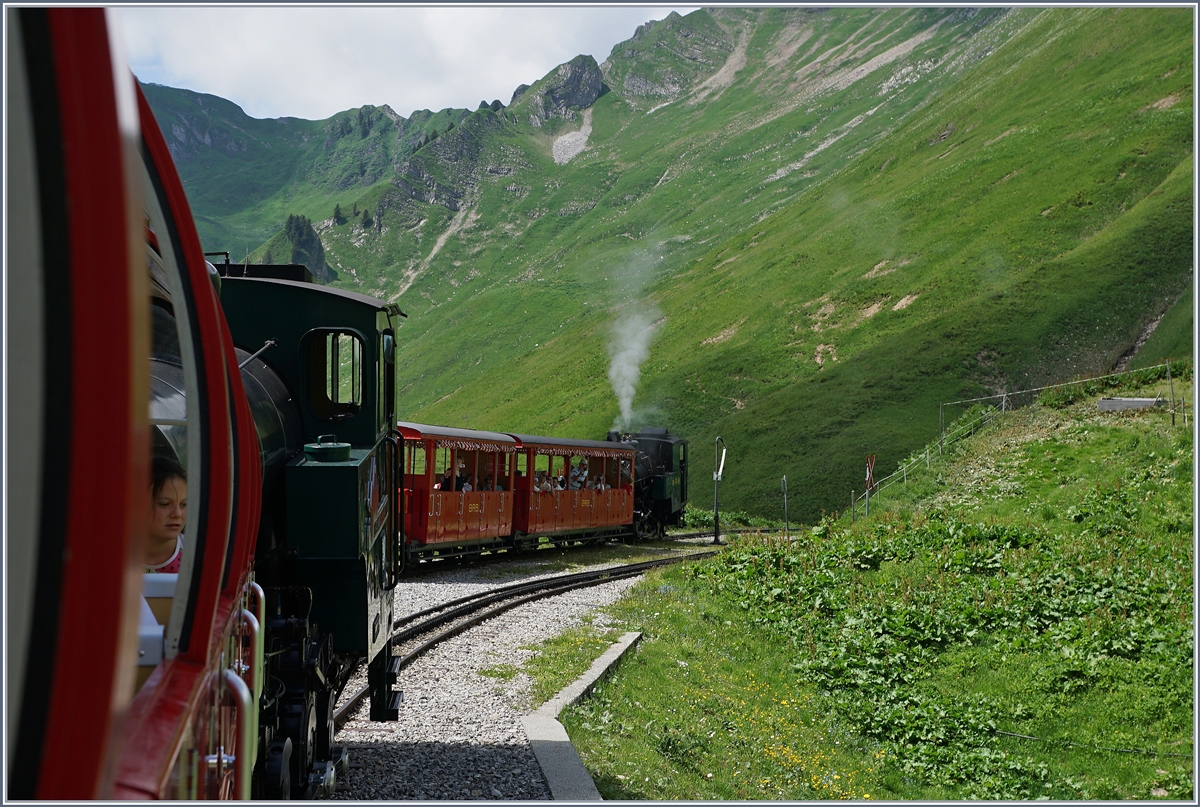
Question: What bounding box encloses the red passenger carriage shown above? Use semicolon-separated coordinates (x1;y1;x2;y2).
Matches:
397;422;520;557
509;434;635;543
396;423;638;559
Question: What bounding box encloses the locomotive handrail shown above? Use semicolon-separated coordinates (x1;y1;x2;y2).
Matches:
221;668;253;800
238;609;259;698
236;338;276;370
248;582;265;702
238;606;261;776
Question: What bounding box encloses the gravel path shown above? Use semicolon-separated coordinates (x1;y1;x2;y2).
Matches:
329;558;642;800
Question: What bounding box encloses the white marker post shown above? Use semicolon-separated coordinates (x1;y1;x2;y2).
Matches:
713;436;727;545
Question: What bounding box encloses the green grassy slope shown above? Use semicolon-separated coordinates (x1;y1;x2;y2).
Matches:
1128;279;1194;370
557;383;1193;800
150;7;1193;519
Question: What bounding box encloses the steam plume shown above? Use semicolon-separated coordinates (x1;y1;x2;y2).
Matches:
607;305;660;431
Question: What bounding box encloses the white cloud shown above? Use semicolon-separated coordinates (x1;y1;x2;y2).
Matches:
113;6;698;121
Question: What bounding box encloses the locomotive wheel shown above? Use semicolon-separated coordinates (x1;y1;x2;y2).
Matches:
264;737;293;800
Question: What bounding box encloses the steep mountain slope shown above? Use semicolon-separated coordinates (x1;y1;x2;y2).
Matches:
140;82;472;250
147;6;1194;520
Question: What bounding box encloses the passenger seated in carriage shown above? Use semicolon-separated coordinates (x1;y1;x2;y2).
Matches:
146;456;186;574
569;458;588;489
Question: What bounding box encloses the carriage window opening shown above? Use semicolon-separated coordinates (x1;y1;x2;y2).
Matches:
461;451;477;490
435;447;453;489
494;454;512;490
407;445;426;477
307;330;363;420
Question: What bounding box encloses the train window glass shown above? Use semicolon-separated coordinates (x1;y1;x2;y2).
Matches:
150;301;182;364
326;332;361;408
377;330;394;435
534;454;549;474
307;330;363;420
141;165;203;661
516;453;528;480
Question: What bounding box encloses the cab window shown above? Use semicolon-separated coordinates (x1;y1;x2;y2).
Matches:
307;330;363;420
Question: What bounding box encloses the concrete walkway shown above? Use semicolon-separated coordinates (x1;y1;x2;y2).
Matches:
521;631;642;801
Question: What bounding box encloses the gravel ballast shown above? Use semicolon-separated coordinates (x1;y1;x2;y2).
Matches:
330;560;642;800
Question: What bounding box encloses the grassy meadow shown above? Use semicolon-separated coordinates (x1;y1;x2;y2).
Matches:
521;376;1194;800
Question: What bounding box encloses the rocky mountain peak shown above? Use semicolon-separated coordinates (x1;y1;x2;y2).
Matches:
514;54;604;127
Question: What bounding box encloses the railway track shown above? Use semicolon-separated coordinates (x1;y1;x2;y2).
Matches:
333;549;717;729
665;527;768;541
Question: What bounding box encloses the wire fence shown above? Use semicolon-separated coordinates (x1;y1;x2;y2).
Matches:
848;360;1190;521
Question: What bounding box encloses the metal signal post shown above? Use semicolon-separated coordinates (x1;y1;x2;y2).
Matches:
781;475;788;539
713;436;727;545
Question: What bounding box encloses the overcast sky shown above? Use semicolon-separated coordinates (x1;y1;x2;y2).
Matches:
113;5;700;122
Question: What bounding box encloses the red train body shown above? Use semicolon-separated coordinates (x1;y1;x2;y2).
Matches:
397;423;638;560
8;8;263;798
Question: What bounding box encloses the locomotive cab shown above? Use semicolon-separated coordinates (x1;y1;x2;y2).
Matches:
609;427;689;535
217;273;407;755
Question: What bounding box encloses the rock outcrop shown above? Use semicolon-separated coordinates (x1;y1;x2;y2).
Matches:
267;214;336;282
512;55;604;127
600;10;734;102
